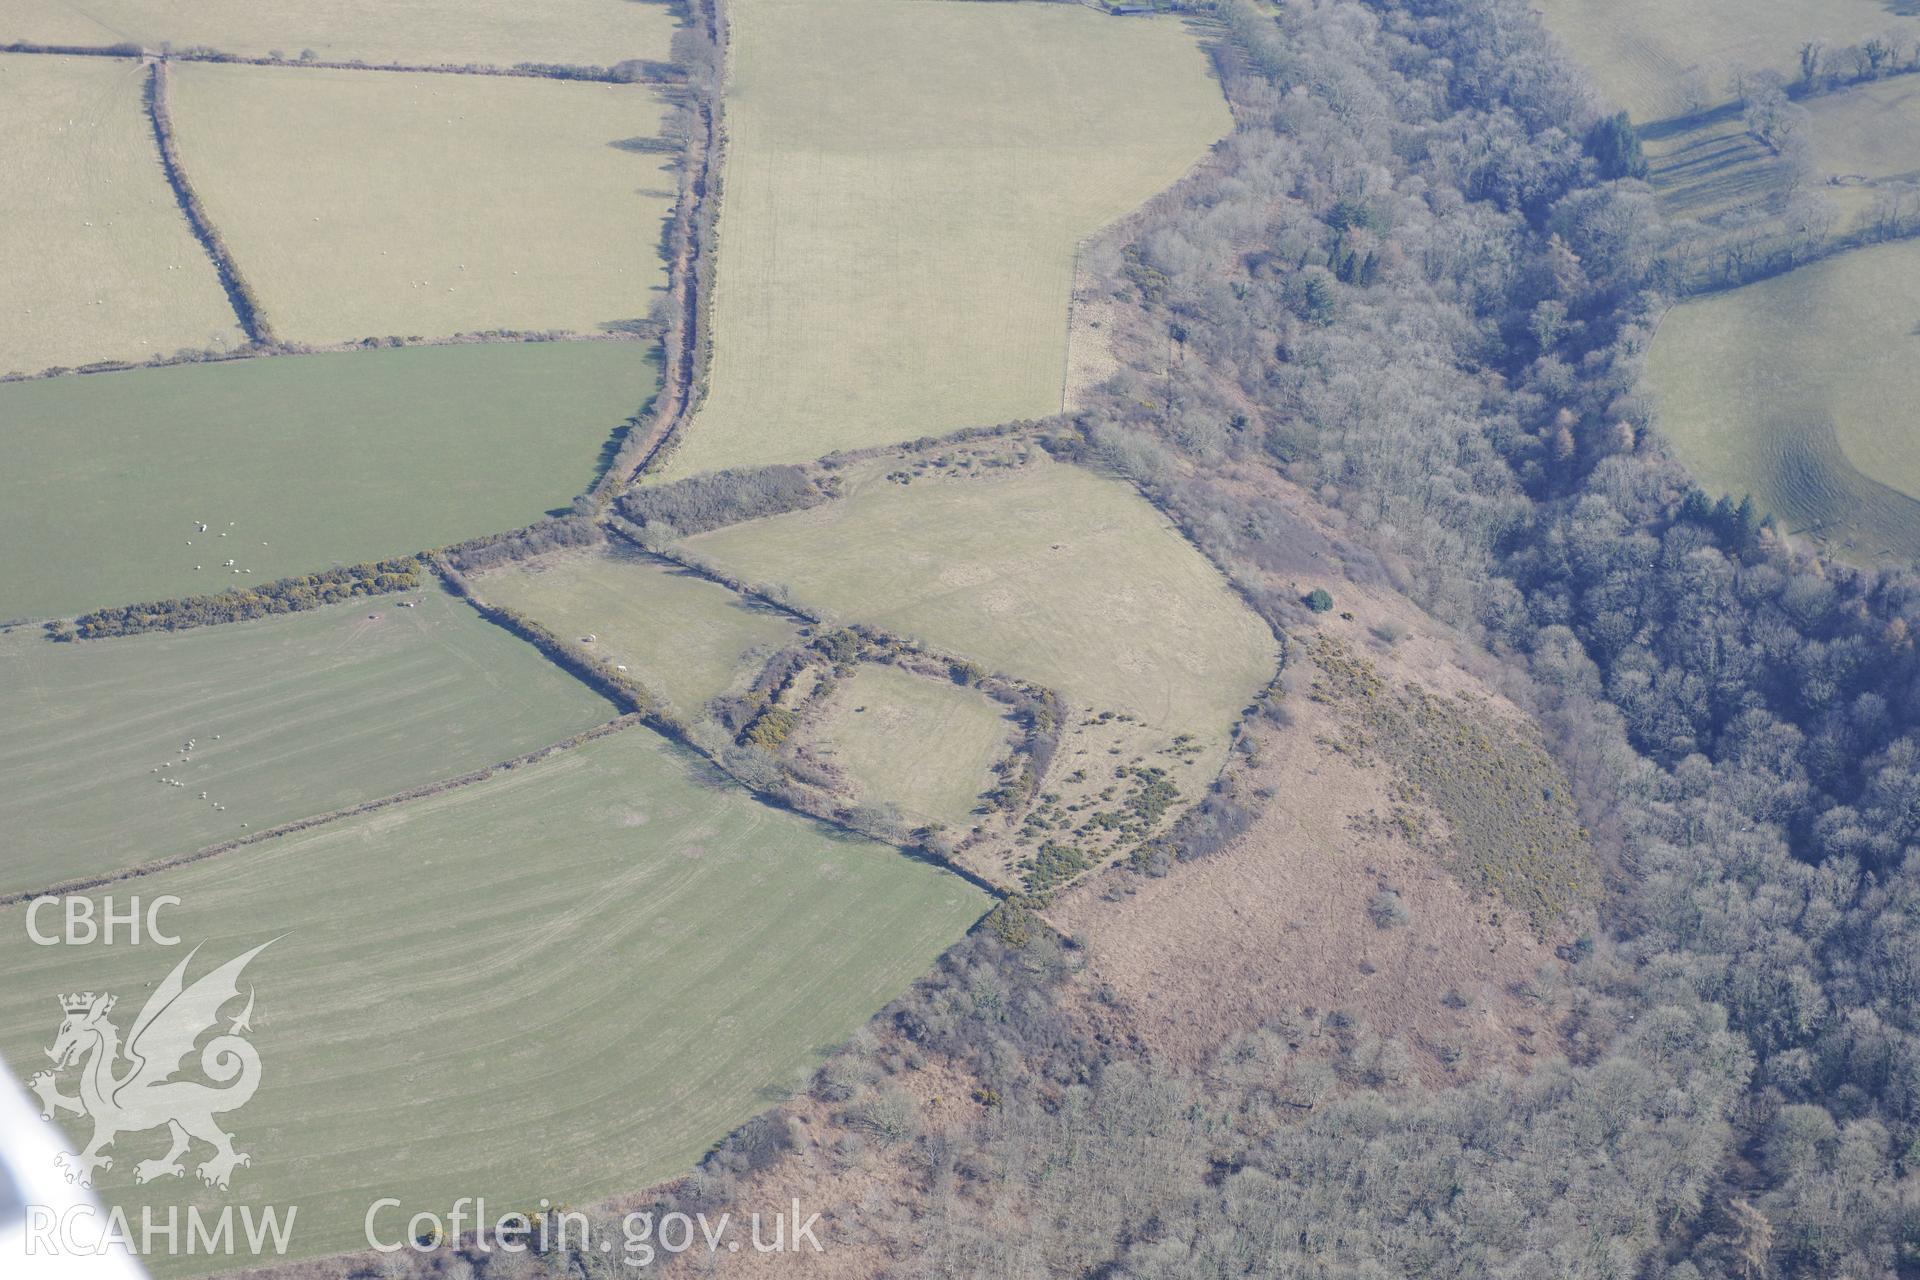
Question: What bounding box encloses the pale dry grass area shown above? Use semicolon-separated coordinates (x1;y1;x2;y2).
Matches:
168;63;677;344
4;0;679;69
686;452;1277;737
0;53;242;376
1050;586;1571;1083
665;0;1229;475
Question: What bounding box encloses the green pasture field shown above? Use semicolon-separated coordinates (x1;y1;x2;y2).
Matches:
0;584;615;899
662;0;1230;477
0;54;242;377
473;543;802;718
0;726;988;1272
802;662;1015;830
1647;238;1920;565
1534;0;1918;121
0;341;657;620
684;454;1277;751
169;65;677;346
3;0;678;70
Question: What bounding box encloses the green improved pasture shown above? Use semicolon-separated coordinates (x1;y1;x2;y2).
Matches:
1647;238;1920;565
168;65;678;346
685;454;1277;750
801;662;1014;830
664;0;1230;477
474;543;802;718
0;584;615;899
0;726;988;1272
4;0;678;70
0;54;242;377
1534;0;1919;121
0;341;656;620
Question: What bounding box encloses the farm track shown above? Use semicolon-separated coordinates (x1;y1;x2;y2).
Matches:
0;714;647;907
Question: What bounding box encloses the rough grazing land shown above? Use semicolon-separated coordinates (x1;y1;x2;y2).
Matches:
0;586;614;899
168;64;677;346
1050;586;1581;1085
0;54;242;377
1648;238;1920;565
799;662;1015;830
1534;0;1919;121
663;0;1229;476
0;727;989;1274
3;0;679;69
474;543;802;718
0;341;657;620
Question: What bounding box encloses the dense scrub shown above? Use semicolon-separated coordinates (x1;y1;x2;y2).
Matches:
617;464;833;537
442;515;603;574
54;558;419;639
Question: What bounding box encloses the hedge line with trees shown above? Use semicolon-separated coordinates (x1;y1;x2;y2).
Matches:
54;559;419;639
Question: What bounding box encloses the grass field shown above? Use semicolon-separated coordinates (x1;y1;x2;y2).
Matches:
1534;0;1919;121
168;64;676;346
662;0;1229;477
1805;79;1920;183
0;725;987;1273
1648;238;1920;565
0;584;615;898
685;455;1276;728
0;341;657;620
474;543;801;717
4;0;678;70
802;662;1014;830
0;54;242;377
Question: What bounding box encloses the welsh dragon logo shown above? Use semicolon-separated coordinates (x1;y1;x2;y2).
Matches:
27;940;274;1192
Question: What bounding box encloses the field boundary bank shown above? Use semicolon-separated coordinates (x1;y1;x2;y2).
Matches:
145;58;275;344
0;715;647;907
590;0;726;497
1675;216;1920;298
0;329;657;387
1;41;684;86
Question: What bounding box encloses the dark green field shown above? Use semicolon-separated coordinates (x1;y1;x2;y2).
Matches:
1;341;656;620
